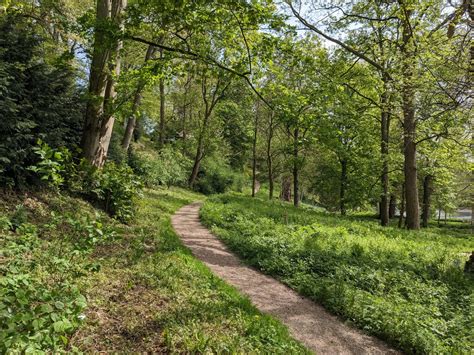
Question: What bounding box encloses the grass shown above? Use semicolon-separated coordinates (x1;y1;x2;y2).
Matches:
0;187;308;353
200;193;474;354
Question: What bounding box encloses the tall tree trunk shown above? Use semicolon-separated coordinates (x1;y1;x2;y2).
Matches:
389;194;397;219
340;158;347;215
81;0;126;167
398;183;405;228
251;102;259;197
401;9;420;230
293;127;299;207
122;45;155;150
267;111;274;200
158;48;165;148
421;174;433;228
380;78;391;226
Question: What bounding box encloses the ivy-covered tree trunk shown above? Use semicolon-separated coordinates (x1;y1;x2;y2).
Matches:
401;8;420;230
293;127;299;207
81;0;126;168
122;44;155;150
421;174;433;228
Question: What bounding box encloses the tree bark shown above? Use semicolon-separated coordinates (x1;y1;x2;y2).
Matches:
340;158;347;215
267;111;274;200
81;0;126;167
188;141;203;188
281;176;292;202
122;44;155;150
293;127;299;207
251;102;259;197
401;8;420;230
380;78;391;226
398;183;405;228
389;194;397;219
421;174;433;228
158;48;165;148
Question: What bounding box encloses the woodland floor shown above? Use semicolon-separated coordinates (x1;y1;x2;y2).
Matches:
172;202;399;354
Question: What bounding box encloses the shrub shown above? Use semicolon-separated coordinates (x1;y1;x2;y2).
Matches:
195;162;237;195
128;145;190;188
90;162;142;223
29;140;72;190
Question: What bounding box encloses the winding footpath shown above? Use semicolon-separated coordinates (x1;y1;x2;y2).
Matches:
171;202;399;355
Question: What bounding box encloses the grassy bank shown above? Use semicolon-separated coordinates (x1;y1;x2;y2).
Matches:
0;188;307;353
200;193;474;353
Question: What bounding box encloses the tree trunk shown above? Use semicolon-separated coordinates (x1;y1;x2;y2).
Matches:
158;48;165;148
340;158;347;215
293;127;299;207
421;174;433;228
267;112;274;200
122;44;155;150
380;80;391;226
389;194;396;219
401;10;420;230
81;0;126;167
398;183;405;228
251;102;259;197
281;176;292;202
188;143;203;188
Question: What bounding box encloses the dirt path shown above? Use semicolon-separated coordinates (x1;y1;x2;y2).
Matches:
171;202;399;354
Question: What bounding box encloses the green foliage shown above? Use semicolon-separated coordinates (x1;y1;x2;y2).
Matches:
73;187;308;353
201;194;474;353
195;156;244;195
0;14;84;188
29;140;72;190
90;163;142;223
128;145;190;188
0;211;102;352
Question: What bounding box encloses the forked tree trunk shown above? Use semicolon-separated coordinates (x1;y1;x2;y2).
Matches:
421;174;433;228
122;45;155;150
81;0;126;167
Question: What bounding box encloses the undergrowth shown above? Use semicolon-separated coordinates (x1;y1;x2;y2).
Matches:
200;193;474;354
0;188;307;353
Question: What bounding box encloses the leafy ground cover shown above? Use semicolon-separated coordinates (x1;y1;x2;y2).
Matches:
0;188;307;353
201;193;474;354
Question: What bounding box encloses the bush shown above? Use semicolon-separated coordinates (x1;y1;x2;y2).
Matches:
28;142;141;223
90;162;142;223
128;145;190;188
194;158;239;195
28;140;72;190
0;14;83;188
